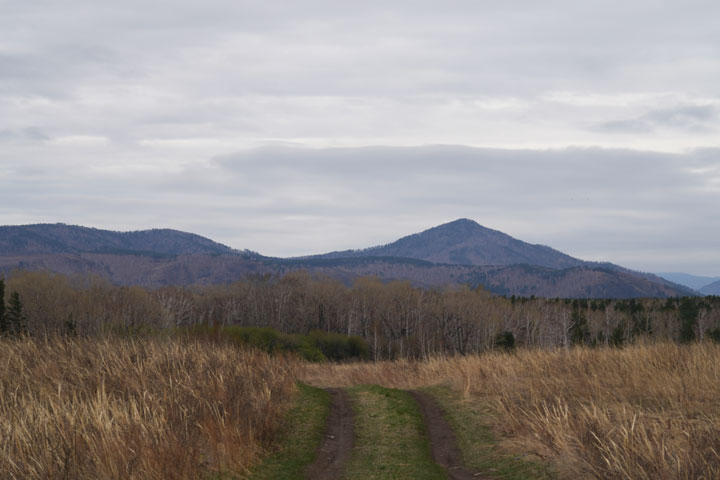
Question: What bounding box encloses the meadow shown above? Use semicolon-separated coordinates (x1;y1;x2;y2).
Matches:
303;342;720;479
2;336;719;479
0;337;298;479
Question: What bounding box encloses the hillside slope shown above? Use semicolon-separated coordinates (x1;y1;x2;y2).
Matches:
313;218;585;269
657;272;720;291
0;224;236;256
700;280;720;296
0;221;697;298
0;252;694;298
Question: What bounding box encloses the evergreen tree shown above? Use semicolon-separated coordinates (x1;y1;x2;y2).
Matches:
678;298;699;344
6;291;27;337
494;330;515;350
0;279;6;336
569;309;591;345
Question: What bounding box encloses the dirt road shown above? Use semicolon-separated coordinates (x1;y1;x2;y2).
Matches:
306;387;483;479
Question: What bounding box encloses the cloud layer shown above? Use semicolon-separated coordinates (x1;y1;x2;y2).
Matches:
1;1;720;274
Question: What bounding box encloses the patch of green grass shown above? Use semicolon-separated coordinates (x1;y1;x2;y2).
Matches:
423;386;554;480
345;385;447;480
246;383;330;480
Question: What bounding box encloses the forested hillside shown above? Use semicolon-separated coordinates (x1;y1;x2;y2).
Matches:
313;218;586;268
0;223;236;256
0;222;696;298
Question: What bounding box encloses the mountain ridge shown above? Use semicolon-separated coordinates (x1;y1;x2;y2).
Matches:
0;221;698;298
0;223;237;257
700;280;720;296
309;218;586;269
657;272;720;291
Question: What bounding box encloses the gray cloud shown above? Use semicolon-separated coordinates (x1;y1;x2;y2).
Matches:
2;1;720;275
3;144;720;274
594;105;719;134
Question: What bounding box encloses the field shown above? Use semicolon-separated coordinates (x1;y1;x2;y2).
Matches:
0;337;299;479
2;338;719;479
303;342;720;479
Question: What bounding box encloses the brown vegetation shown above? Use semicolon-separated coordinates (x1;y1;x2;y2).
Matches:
6;271;720;360
0;336;299;479
303;343;720;479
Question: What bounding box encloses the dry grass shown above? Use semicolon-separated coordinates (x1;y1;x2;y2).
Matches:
0;336;299;480
303;343;720;479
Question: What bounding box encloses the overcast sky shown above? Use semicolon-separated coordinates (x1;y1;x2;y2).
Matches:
1;1;719;275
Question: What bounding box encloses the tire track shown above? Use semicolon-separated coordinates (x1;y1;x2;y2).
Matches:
409;390;486;480
304;388;354;480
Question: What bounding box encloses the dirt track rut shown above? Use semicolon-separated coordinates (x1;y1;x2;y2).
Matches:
409;390;485;479
305;388;355;480
306;386;485;479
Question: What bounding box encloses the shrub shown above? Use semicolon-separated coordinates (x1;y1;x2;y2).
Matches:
180;325;368;362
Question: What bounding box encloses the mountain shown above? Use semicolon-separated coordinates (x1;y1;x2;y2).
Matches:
0;223;236;257
0;221;697;298
313;218;585;269
0;253;692;298
657;272;720;291
700;280;720;296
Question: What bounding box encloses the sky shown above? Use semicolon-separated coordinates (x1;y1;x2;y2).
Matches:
1;1;719;275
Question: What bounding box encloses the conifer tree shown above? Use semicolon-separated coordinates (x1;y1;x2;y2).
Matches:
6;291;27;337
0;279;6;336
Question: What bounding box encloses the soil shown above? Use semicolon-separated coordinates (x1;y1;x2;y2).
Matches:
304;388;355;480
408;390;486;480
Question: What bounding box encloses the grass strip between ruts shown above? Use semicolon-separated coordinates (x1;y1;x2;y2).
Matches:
245;382;330;480
344;385;447;480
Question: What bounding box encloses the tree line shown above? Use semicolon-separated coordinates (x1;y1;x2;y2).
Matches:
3;270;720;358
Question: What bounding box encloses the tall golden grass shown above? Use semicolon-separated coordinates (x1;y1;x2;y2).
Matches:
0;337;299;479
303;343;720;479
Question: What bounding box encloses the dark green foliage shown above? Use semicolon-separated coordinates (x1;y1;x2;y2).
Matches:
678;298;699;343
306;330;370;361
612;299;653;341
64;314;77;337
707;328;720;343
5;291;27;337
185;325;369;362
662;297;677;312
611;321;627;347
590;299;609;311
494;330;515;350
570;309;591;345
221;326;326;361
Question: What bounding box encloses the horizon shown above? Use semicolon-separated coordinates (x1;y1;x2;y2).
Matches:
2;2;719;276
3;217;719;278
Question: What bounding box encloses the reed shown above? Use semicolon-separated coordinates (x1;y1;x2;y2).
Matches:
0;336;299;479
303;343;720;479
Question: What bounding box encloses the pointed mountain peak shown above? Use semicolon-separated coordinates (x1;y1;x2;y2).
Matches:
443;218;477;226
316;218;585;269
427;218;502;236
437;218;481;228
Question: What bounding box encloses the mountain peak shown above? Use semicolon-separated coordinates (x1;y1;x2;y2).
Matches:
444;218;478;226
316;218;585;269
429;218;504;237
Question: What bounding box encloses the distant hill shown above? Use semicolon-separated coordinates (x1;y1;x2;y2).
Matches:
700;280;720;296
312;218;585;269
0;224;236;257
0;221;697;298
657;272;720;291
0;253;693;298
